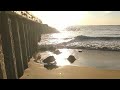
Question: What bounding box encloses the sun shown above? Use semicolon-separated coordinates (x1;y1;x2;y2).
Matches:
29;11;88;31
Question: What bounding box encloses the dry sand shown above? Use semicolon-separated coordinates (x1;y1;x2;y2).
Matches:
20;58;120;79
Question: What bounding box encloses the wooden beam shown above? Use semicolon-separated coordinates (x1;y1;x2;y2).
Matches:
10;15;24;78
0;12;18;79
18;18;28;70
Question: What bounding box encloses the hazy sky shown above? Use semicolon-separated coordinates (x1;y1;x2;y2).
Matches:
30;11;120;30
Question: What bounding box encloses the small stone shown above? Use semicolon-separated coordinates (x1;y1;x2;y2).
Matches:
36;55;41;60
78;50;82;52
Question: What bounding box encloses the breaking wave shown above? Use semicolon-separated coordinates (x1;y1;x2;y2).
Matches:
75;35;120;40
38;35;120;51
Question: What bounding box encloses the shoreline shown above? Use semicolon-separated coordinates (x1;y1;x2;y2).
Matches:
38;45;120;52
20;49;120;79
20;58;120;79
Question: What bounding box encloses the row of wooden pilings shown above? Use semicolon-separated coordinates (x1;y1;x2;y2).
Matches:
0;11;42;79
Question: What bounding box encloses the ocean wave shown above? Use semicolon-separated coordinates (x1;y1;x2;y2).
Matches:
38;36;120;51
38;42;120;51
75;35;120;40
38;35;120;51
39;25;120;51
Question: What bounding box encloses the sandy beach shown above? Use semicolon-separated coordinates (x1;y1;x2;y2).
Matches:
20;59;120;79
20;49;120;79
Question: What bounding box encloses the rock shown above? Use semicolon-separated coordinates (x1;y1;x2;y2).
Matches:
40;47;47;51
44;61;58;70
34;60;39;63
67;55;76;63
53;50;61;55
44;64;58;70
78;50;82;52
49;47;56;52
32;53;41;60
39;46;56;51
36;55;41;60
43;56;55;63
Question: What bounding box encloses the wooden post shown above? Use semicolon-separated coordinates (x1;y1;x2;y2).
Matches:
29;22;33;58
0;11;18;79
0;35;7;79
10;15;24;78
31;22;34;56
18;18;28;70
24;20;30;60
22;19;28;62
27;23;31;61
0;11;42;79
32;23;35;54
34;24;38;53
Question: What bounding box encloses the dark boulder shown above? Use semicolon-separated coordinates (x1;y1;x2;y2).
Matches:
53;50;61;55
39;46;56;51
44;61;58;70
49;46;56;52
78;50;82;52
43;56;56;63
67;55;76;63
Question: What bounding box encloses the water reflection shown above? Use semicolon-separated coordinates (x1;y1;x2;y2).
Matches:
39;32;76;45
54;49;71;66
41;49;75;70
39;48;120;70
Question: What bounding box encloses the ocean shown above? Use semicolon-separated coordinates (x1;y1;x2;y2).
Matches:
38;25;120;70
38;25;120;51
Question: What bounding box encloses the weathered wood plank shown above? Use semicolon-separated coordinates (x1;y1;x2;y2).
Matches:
18;19;28;70
0;35;7;79
0;12;18;79
0;11;42;79
10;15;24;78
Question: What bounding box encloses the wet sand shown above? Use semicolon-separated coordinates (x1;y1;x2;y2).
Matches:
20;49;120;79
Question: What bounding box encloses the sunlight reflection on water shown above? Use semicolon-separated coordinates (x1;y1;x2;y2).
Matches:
47;49;72;66
39;49;120;70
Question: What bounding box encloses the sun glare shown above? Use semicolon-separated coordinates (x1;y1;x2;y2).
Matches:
54;49;71;66
49;49;72;66
30;11;120;29
29;11;88;31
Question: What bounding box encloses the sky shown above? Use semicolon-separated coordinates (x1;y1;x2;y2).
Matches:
29;11;120;30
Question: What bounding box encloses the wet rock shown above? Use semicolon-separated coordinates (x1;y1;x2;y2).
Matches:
49;46;56;51
39;46;56;51
67;55;76;63
53;50;61;55
78;50;82;52
36;55;41;60
34;60;40;63
40;47;47;51
44;61;58;70
44;64;58;70
33;54;41;63
43;56;55;63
